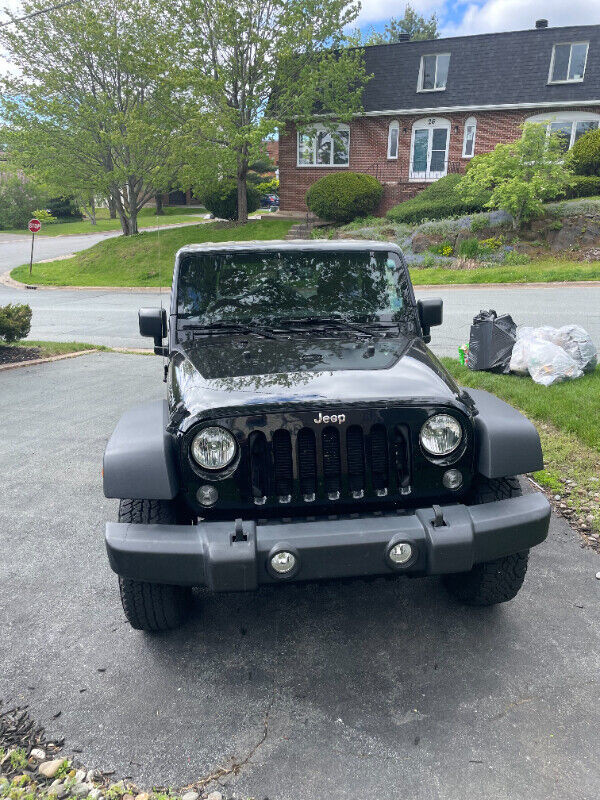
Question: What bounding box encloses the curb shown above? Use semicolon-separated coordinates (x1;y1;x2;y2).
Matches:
0;270;170;293
0;348;98;372
414;280;600;290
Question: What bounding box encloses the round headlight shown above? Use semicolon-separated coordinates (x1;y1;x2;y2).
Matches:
420;414;462;456
191;426;237;470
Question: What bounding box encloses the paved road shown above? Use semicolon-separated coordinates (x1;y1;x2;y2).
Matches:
0;231;119;270
2;280;600;354
0;282;166;349
422;283;600;357
1;353;599;799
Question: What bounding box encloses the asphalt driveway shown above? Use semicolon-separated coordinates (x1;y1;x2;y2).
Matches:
1;353;599;799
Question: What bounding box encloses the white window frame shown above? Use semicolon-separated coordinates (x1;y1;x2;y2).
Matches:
409;117;451;182
526;111;600;150
548;42;589;84
296;123;350;167
462;116;477;158
417;53;450;93
387;120;399;159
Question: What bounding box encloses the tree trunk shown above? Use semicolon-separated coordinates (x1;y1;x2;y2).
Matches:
108;195;117;219
129;207;139;235
155;194;164;215
89;196;96;225
237;154;248;224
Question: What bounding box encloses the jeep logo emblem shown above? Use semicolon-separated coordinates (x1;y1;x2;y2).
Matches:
313;412;346;425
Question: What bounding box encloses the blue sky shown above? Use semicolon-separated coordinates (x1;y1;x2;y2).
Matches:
356;0;600;39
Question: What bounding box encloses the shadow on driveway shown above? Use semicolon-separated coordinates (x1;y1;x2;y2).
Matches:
1;353;598;800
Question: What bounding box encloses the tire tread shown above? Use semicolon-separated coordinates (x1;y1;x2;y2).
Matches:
116;499;191;631
443;476;529;606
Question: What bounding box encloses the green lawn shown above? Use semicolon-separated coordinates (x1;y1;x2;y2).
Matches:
5;206;207;236
5;340;108;356
410;258;600;285
443;360;600;450
443;359;600;534
11;218;294;286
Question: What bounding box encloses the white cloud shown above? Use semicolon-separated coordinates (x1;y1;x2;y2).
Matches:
355;0;442;25
441;0;600;37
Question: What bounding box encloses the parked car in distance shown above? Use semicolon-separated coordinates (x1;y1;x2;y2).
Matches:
103;241;550;631
260;194;279;208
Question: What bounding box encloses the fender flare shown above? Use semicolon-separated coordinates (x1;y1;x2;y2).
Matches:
468;388;544;479
103;400;178;500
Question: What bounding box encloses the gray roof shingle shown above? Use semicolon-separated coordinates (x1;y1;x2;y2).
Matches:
360;24;600;113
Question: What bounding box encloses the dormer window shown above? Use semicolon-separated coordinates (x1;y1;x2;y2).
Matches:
418;54;450;92
549;42;588;83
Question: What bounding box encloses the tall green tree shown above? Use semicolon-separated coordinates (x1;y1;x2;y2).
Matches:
0;0;180;235
177;0;369;223
365;5;439;44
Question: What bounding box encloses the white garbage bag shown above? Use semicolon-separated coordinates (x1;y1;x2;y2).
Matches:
510;323;596;383
525;339;583;386
508;338;529;375
553;325;597;372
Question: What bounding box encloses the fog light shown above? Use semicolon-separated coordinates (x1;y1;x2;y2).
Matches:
389;542;413;565
270;551;296;574
443;469;463;490
197;484;218;506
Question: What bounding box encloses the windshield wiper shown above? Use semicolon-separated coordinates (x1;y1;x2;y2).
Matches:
273;317;396;337
181;321;279;340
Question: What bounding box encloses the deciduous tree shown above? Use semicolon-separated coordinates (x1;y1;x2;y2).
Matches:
458;123;573;228
0;0;180;235
365;5;439;44
177;0;368;223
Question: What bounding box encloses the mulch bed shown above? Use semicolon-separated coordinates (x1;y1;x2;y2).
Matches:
0;346;43;365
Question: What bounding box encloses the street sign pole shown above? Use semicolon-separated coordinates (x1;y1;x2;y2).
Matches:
28;219;41;276
29;232;35;276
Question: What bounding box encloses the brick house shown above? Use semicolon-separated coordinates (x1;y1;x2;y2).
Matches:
279;21;600;215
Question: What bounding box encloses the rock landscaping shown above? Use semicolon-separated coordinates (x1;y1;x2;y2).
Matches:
314;196;600;275
0;705;229;800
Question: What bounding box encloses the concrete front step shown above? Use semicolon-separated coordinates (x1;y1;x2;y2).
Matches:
284;223;312;240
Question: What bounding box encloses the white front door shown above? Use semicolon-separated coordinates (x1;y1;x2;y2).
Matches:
410;120;450;181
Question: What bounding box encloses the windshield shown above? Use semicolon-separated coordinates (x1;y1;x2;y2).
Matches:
176;249;412;324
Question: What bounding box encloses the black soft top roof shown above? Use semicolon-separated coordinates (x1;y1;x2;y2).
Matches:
175;239;403;259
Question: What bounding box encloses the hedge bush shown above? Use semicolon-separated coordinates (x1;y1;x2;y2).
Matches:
569;128;600;176
0;303;32;343
0;177;48;230
202;179;260;221
386;174;491;224
306;172;383;223
47;196;83;220
563;174;600;199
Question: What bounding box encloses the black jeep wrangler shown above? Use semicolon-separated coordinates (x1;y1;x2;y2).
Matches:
104;241;550;631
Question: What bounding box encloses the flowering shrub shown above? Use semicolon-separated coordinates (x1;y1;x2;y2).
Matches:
429;241;453;256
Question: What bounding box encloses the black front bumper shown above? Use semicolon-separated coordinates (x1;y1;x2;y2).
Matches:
105;493;550;590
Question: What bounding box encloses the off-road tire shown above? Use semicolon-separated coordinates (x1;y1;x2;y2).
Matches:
116;499;192;631
443;476;529;606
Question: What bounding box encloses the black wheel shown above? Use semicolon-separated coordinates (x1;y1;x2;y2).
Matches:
443;476;529;606
116;499;192;631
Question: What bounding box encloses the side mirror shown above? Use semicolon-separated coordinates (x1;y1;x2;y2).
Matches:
139;307;168;355
417;298;443;343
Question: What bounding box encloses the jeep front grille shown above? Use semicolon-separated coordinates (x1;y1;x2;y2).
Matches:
248;423;410;505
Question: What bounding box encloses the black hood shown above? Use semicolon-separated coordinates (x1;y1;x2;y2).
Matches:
169;333;463;417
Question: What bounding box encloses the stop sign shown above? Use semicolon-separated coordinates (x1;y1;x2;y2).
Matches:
28;219;41;233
